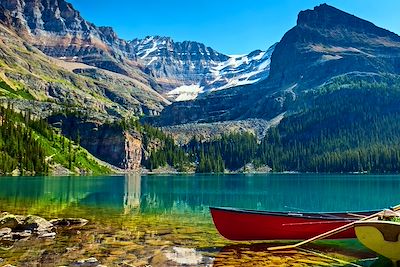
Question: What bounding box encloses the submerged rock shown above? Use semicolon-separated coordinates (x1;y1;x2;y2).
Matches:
23;215;54;232
71;257;102;267
50;218;89;227
0;214;89;243
164;247;212;266
11;230;32;240
0;215;23;229
0;227;12;237
38;232;56;239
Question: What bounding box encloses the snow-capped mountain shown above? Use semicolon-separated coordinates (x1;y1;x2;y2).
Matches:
208;44;276;91
0;0;275;102
132;36;276;101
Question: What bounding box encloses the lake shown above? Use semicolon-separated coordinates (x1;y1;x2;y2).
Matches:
0;174;399;266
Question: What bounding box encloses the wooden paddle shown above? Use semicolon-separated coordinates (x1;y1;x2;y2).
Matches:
267;204;400;251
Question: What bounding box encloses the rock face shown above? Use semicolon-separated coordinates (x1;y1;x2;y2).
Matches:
79;127;142;171
124;131;142;170
0;19;167;119
155;4;400;125
0;0;133;73
0;0;170;110
48;115;142;171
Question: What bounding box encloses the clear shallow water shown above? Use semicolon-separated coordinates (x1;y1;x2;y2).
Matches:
0;173;399;266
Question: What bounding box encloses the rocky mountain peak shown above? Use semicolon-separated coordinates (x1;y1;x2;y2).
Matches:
130;35;227;62
98;26;120;45
266;3;400;89
155;4;400;126
1;0;92;34
129;34;275;100
297;3;397;38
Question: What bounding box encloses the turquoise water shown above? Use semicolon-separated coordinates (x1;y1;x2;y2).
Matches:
0;173;399;215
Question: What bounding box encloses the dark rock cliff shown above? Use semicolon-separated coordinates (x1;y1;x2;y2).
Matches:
48;115;142;171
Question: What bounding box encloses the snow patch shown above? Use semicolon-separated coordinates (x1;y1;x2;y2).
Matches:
140;41;158;59
147;56;158;65
206;43;276;93
257;58;271;71
167;84;204;101
252;51;266;61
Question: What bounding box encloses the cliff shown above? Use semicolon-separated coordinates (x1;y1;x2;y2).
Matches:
48;114;143;171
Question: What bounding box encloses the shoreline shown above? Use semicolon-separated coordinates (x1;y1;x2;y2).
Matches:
1;170;397;177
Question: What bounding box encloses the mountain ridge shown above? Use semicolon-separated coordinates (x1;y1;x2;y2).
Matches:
0;0;275;100
155;3;400;125
132;36;275;100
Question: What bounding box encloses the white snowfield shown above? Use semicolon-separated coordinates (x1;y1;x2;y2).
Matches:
169;45;275;101
167;84;204;101
133;36;276;101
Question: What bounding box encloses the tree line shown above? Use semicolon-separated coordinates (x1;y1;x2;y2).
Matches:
184;76;400;173
0;105;99;175
0;105;48;174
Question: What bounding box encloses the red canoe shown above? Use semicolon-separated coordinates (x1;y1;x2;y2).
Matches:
210;207;377;241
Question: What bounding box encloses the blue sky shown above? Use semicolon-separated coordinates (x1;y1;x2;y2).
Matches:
68;0;400;55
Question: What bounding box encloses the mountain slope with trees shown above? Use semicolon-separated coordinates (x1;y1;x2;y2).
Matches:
180;74;400;173
0;105;111;175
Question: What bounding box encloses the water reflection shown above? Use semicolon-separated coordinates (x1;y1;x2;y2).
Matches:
139;174;400;213
124;174;141;214
0;174;399;216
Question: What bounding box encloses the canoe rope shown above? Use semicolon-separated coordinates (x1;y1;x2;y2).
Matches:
284;206;368;220
346;213;367;218
298;248;362;267
282;220;353;226
284;206;347;220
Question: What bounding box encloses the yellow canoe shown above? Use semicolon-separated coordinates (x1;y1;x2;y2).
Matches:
355;220;400;264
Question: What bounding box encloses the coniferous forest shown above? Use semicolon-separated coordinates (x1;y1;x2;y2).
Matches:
0;105;110;175
0;105;48;174
144;77;400;174
2;76;400;174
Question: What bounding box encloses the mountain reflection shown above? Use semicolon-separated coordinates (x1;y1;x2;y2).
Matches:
0;174;399;216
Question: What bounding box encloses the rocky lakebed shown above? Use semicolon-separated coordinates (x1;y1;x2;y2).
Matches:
0;212;380;267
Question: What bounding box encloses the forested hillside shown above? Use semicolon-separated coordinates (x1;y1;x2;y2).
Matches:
0;105;110;175
9;73;398;175
257;75;400;173
178;75;400;173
